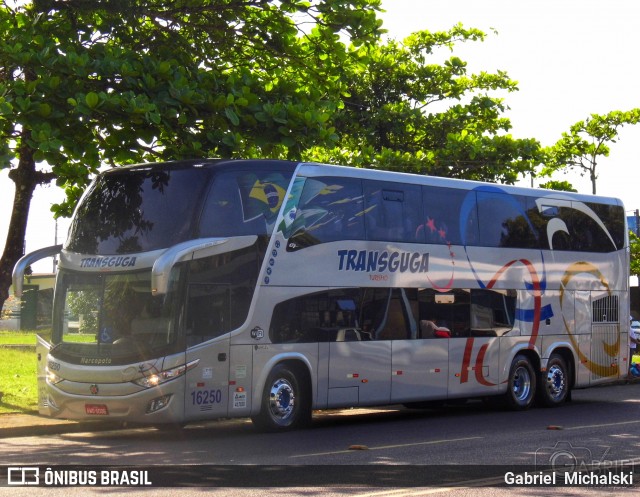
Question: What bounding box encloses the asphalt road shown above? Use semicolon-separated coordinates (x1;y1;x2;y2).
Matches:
1;382;639;496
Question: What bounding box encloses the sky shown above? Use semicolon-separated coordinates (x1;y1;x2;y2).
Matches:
1;0;639;273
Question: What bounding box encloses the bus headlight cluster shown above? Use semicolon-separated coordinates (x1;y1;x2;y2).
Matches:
133;359;199;389
46;369;63;385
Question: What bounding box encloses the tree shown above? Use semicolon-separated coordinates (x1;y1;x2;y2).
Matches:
306;24;543;183
0;0;383;306
538;180;577;192
543;109;640;194
631;230;640;279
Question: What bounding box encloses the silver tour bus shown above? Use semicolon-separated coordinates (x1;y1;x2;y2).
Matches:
14;159;630;431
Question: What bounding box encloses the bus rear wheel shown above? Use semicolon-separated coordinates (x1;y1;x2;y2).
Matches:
252;363;311;432
537;354;569;407
505;354;536;410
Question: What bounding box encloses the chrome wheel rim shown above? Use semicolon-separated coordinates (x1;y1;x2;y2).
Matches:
512;365;532;402
545;365;566;401
268;378;295;422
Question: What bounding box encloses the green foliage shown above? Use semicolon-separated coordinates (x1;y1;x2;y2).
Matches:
543;109;640;194
0;347;38;414
0;0;384;215
67;289;100;334
630;230;640;277
538;180;577;192
307;24;543;182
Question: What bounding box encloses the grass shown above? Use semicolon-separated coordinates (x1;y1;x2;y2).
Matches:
0;328;91;415
0;329;48;414
0;347;39;414
0;329;51;345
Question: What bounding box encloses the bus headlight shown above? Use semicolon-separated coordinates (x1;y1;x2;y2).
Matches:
133;359;199;388
46;369;63;385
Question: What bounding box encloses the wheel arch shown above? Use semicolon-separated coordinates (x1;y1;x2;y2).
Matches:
544;346;575;389
511;347;541;374
251;353;314;417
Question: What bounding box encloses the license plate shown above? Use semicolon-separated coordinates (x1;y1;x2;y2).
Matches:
85;404;109;415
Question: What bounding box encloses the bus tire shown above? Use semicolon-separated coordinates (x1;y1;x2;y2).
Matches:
252;363;311;432
505;354;536;410
537;354;569;407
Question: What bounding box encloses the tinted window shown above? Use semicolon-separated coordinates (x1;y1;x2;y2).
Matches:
186;240;266;340
476;191;539;248
67;168;209;254
270;288;421;343
361;288;418;340
528;198;625;253
470;288;516;337
363;181;424;243
589;203;625;250
199;170;293;237
285;177;365;250
418;288;470;338
185;284;230;346
570;202;624;253
421;185;471;246
417;288;515;338
270;289;362;343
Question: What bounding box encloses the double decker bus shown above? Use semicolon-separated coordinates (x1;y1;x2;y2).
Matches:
14;159;629;431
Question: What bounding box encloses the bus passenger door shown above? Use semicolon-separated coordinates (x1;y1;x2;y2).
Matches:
183;283;231;421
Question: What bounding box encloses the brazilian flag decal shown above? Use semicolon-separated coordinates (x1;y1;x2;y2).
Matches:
237;173;289;224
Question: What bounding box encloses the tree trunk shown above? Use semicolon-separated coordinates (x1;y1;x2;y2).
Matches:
0;133;54;311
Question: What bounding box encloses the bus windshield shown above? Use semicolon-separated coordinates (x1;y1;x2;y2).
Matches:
51;270;183;364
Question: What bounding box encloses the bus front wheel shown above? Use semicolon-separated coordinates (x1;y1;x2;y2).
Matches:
252;363;311;432
537;354;570;407
505;354;536;410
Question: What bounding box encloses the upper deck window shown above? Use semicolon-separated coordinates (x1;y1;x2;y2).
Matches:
66;165;294;255
67;168;209;255
199;170;292;238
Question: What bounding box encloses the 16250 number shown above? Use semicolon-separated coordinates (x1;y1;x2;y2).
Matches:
190;389;222;405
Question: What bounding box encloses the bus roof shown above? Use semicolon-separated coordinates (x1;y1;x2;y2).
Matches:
102;158;624;208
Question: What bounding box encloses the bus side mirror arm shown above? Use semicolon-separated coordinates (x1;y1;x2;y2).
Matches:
12;244;63;297
151;238;228;296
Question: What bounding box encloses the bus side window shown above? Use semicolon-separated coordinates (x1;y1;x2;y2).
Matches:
185;284;230;346
269;289;361;343
418;288;471;338
363;181;424;243
469;289;516;337
289;177;365;247
421;186;467;246
360;288;418;340
476;191;538;249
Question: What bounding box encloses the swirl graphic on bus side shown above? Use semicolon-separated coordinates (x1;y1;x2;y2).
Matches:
559;261;620;377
